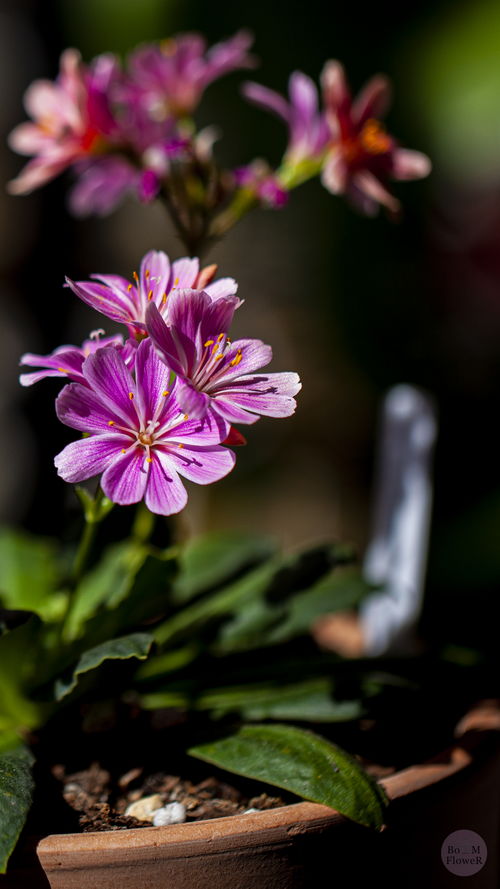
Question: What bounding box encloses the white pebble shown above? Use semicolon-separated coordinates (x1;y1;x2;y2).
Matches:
125;794;164;822
152;802;186;826
242;808;260;814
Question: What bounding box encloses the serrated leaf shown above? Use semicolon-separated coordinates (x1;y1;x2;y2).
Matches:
189;723;387;829
0;745;35;873
173;531;277;604
54;632;154;701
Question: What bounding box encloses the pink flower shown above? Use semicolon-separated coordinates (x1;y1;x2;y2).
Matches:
320;61;431;216
66;249;239;340
146;293;301;423
7;50;122;196
126;31;255;120
243;72;329;165
19;330;136;387
234;163;288;208
54;340;235;515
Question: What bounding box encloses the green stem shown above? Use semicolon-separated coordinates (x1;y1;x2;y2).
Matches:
70;486;112;588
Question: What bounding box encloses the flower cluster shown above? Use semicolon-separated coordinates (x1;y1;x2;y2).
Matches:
244;61;431;216
22;250;301;515
7;35;430;231
8;33;254;217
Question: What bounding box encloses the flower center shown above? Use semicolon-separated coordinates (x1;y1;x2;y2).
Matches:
359;119;391;155
138;431;155;446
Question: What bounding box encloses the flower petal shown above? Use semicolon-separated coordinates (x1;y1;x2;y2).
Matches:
66;277;136;324
171;257;199;288
144;451;188;515
391;148;432;181
242;81;290;121
352;75;392;126
56;382;130;433
133;338;172;427
101;446;149;505
82;347;138;427
161;442;236;485
54;435;125;483
213;372;301;420
140;249;171;308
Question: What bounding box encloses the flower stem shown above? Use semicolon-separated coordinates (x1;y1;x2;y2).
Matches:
71;485;113;587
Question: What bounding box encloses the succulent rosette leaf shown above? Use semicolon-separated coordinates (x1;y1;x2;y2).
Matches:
54;340;235;515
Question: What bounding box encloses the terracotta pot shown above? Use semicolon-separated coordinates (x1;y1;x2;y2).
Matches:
2;703;500;889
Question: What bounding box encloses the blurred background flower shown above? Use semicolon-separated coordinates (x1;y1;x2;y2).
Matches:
1;0;499;660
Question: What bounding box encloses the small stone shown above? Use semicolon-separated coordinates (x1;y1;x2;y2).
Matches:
125;794;164;822
242;808;260;814
152;802;186;826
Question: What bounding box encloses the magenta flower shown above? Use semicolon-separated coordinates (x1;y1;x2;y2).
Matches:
7;49;122;197
243;71;329;165
19;330;136;387
125;31;255;120
146;294;301;423
234;163;288;208
54;340;235;515
66;249;239;339
320;61;431;216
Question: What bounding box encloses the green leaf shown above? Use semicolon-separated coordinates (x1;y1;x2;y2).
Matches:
54;632;154;701
154;542;348;649
142;678;364;723
0;619;44;738
189;723;387;829
172;531;277;604
0;528;64;620
0;745;35;873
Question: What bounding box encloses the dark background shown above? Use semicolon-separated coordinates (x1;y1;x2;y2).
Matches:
1;0;500;656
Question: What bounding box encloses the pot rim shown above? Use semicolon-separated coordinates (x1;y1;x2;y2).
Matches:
36;699;500;857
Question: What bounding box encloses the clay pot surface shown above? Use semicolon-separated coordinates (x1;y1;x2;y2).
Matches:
3;703;500;889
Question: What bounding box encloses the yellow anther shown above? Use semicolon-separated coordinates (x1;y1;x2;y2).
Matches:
148;289;153;301
161;294;168;305
204;339;214;347
133;271;139;283
128;392;134;399
162;389;169;397
57;367;69;373
108;420;115;426
146;456;152;463
183;414;189;420
121;448;127;454
215;354;224;361
217;333;224;342
145;269;150;278
174;277;180;286
178;443;184;448
360;119;391;155
127;283;132;291
230;351;243;367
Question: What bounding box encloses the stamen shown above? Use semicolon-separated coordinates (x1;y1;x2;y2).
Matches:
162;390;169;396
230;350;243;367
178;443;184;448
161;294;168;306
108;420;115;426
183;414;189;420
127;283;133;292
121;448;127;454
174;277;180;286
215;354;224;361
57;367;69;373
147;289;153;301
146;456;152;463
217;333;224;342
204;339;214;347
128;392;134;399
133;271;139;283
145;269;150;278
